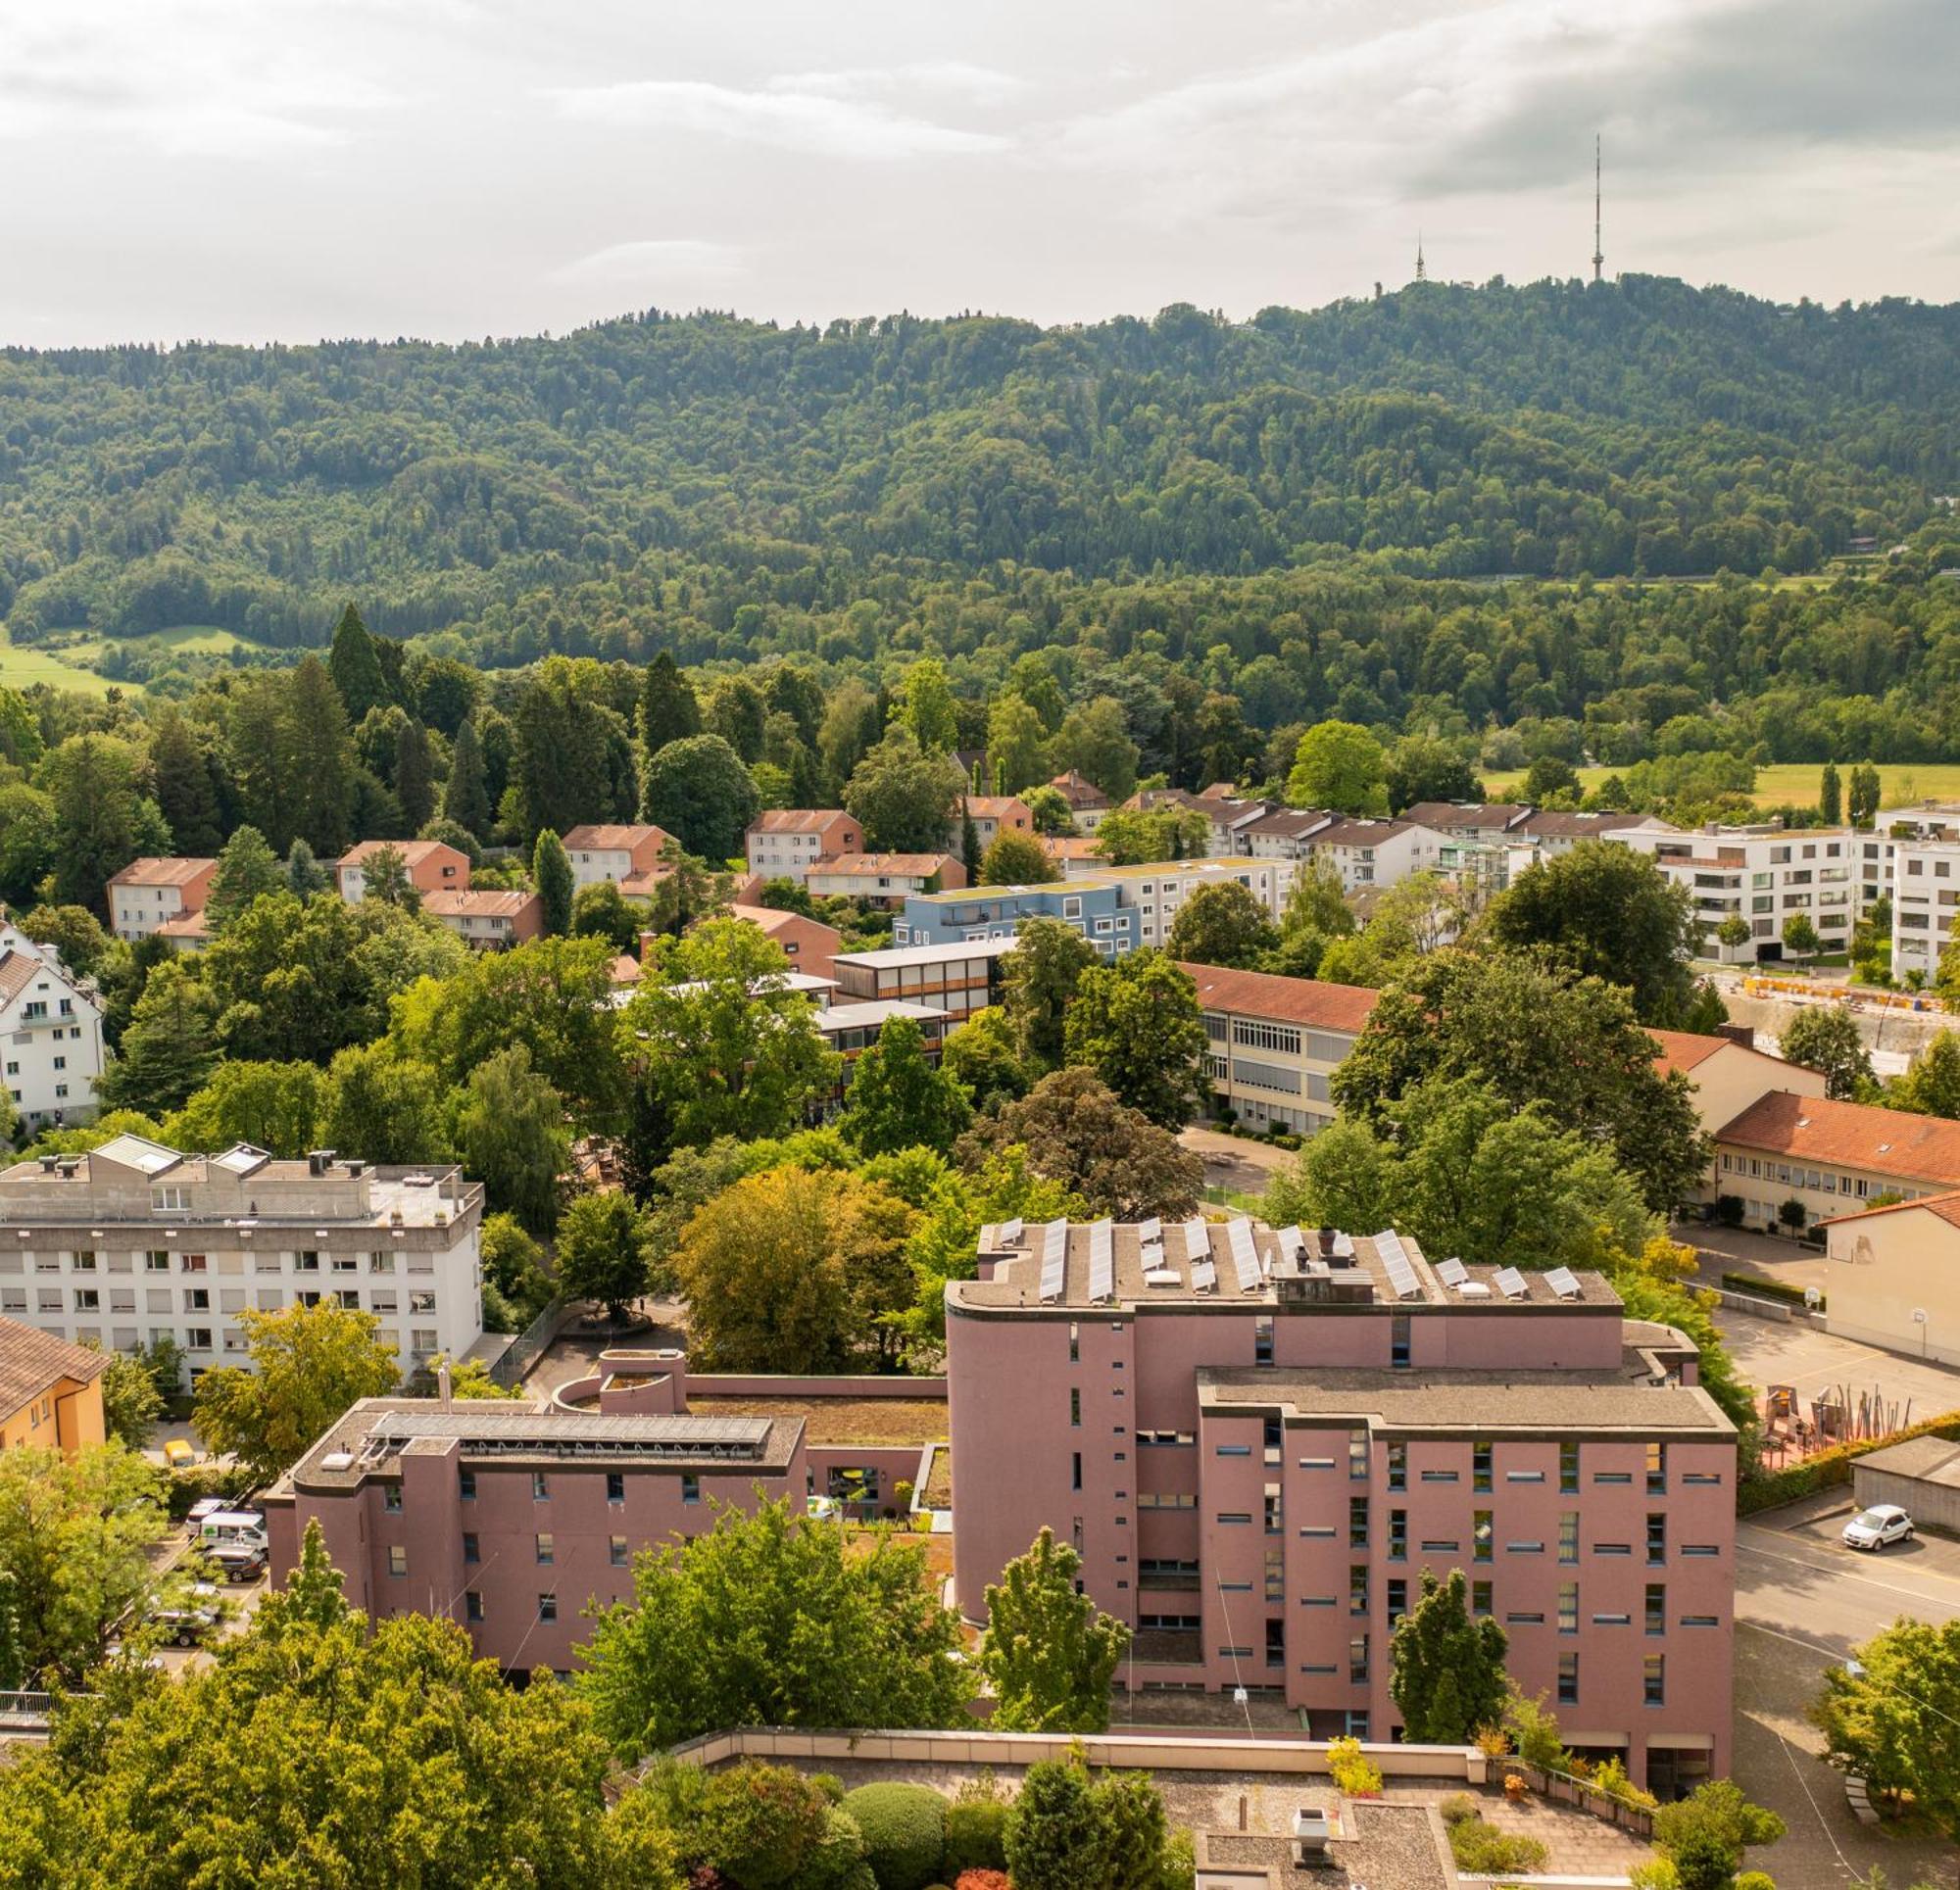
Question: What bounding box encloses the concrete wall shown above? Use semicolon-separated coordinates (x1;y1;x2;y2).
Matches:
1852;1461;1960;1534
1825;1205;1960;1367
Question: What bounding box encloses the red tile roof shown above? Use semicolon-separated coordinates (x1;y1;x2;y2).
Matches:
337;839;464;868
107;856;215;888
0;1315;106;1415
562;823;672;852
1821;1188;1960;1231
750;809;853;834
423;890;539;918
1645;1030;1734;1076
1716;1090;1960;1187
1174;962;1382;1035
815;853;959;877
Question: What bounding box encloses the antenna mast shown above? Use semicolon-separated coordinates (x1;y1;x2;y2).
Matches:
1592;134;1603;283
1415;230;1426;283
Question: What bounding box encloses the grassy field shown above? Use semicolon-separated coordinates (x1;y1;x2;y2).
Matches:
1482;761;1960;809
0;622;272;700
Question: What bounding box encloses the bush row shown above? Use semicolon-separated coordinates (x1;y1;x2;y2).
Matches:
1739;1408;1960;1516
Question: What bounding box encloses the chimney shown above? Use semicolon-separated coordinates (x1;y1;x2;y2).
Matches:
37;1155;57;1175
437;1360;453;1410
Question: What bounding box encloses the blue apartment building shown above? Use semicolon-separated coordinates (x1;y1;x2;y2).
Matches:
893;880;1132;954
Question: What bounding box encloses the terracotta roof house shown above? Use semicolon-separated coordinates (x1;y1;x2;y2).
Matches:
334;839;469;903
1820;1187;1960;1366
106;857;217;943
744;809;865;886
806;853;966;904
0;1316;107;1453
423;889;544;949
726;901;845;981
561;824;674;889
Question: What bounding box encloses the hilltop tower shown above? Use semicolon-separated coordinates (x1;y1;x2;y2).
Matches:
1592;134;1604;283
1415;231;1426;283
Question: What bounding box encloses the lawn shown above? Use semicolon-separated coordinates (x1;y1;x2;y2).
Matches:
1482;760;1960;810
687;1394;947;1448
0;634;123;698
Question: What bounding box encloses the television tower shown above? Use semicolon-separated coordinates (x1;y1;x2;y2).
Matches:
1415;230;1426;283
1592;134;1603;283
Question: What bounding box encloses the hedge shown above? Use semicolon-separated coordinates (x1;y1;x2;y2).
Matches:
839;1784;947;1890
1721;1271;1824;1312
1739;1408;1960;1516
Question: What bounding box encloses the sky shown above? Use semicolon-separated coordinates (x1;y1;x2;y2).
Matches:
2;0;1956;346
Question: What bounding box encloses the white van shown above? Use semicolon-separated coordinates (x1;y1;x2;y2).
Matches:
198;1509;269;1553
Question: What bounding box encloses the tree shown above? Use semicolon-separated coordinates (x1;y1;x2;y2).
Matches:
1848;763;1883;829
898;656;960;752
1523;752;1582;802
83;1344;163;1450
1023;785;1077;837
1819;761;1842;823
1782;912;1822;964
1287;721;1388;814
842;1015;974;1156
166;1059;328;1157
1814;1620;1960;1840
1281;855;1355;939
999;916;1098;1069
454;1044;571;1236
577;1497;966;1755
358;843;416;909
203;825;283;931
19;904;111;981
1891;1031;1960;1118
285;837;332;897
554;1190;652;1324
1333;947;1709;1213
1780;1006;1874;1099
284;654;359;856
145;705;223;856
675;1167;912;1373
533;827;575;936
327;603;391;721
1385;733;1480;813
571;879;645;953
39;733;171;917
638;650;701;761
980;831;1055;885
1063;952;1206;1128
441;713;493;839
639;732;759;859
1092;807;1210;867
1715;913;1752;953
97;959;218;1114
843;727;966;853
321;1042;450;1164
1053;697;1140;803
979;1527;1130;1733
394;718;436;831
940;1006;1035;1112
0;1441;184;1684
986;693;1051;794
509;657;621;841
1389;1568;1510;1744
625;921;838;1150
1650;1782;1787;1887
956;1069;1204;1220
1485;842;1700;1026
194;1300;401;1480
1003;1758;1113;1890
480;1211;554;1325
0;783;58;909
1164;881;1279;969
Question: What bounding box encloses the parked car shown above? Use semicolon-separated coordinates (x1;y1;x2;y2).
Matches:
184;1497;228;1540
208;1543;267;1583
1842;1504;1915;1551
162;1439;197;1471
197;1510;269;1554
150;1584;221;1648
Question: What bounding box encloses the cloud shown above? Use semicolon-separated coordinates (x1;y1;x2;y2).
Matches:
551;238;747;285
550;76;1010;160
770;61;1026;106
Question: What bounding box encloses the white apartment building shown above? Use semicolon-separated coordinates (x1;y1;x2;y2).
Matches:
1891;838;1960;982
0;949;104;1128
744;809;864;886
560;824;675;890
1095;855;1298;948
1612;824;1866;962
106;857;217;944
0;1137;485;1386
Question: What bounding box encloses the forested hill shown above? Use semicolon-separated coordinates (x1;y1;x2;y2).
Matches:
3;275;1957;656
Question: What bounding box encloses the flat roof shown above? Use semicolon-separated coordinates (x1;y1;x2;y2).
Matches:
833;938;1021;970
1853;1434;1960;1489
816;1000;945;1031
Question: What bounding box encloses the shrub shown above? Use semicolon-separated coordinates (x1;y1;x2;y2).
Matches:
166;1460;257;1522
810;1773;847;1804
1439;1792;1479;1826
839;1783;947;1890
1448;1816;1549;1875
1590;1755;1659;1811
1326;1736;1384;1797
954;1874;1011;1890
1502;1688;1573;1772
943;1794;1009;1875
1472;1722;1511;1761
1739;1407;1960;1514
1735;1875;1778;1890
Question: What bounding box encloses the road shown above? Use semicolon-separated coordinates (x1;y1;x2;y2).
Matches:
1733;1498;1960;1887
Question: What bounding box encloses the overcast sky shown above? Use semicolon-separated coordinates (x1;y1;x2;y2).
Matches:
4;0;1956;346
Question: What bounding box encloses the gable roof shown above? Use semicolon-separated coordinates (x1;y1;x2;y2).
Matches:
1175;961;1382;1035
728;902;843;942
1821;1188;1960;1231
1716;1090;1960;1187
0;1316;106;1415
0;950;43;1008
750;809;854;835
337;839;463;869
423;890;540;919
1400;800;1533;831
107;856;215;889
1645;1030;1736;1076
814;853;958;877
1048;770;1111;808
964;797;1030;819
561;823;672;852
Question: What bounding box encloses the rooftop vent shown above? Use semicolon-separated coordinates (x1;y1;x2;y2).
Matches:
306;1149;338;1177
319;1450;355;1472
36;1155;57;1175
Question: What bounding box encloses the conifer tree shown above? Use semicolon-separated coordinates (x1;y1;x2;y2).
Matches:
394;720;436;832
326;604;390;722
533;828;575;937
442;715;492;839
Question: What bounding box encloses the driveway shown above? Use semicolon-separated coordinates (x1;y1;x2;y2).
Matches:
1734;1496;1960;1886
1179;1128;1293;1200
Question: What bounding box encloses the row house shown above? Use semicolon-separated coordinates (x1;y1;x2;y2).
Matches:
560;824;675;891
725;903;844;981
106;857;217;944
960;797;1034;853
806;852;965;905
423;889;544;950
744;810;863;887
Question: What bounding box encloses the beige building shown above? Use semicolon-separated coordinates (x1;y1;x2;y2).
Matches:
107;857;217;943
806;852;965;903
423;889;543;949
1821;1192;1960;1366
0;1317;106;1454
744;809;864;885
1647;1030;1828;1153
961;797;1033;853
1711;1091;1960;1235
1177;962;1381;1138
561;824;675;890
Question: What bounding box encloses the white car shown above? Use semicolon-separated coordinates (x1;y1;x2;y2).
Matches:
1842;1504;1914;1552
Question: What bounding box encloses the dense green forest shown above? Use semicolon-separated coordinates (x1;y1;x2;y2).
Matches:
4;275;1960;760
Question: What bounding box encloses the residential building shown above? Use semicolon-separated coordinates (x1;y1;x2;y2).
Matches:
744;810;864;886
1239;808;1335;860
0;1316;106;1453
423;890;544;950
265;1384;806;1675
830;939;1019;1019
0;1135;485;1384
805;853;965;904
1513;811;1673;856
726;902;845;982
1098;858;1298;948
335;839;469;904
1178;964;1381;1138
1710;1091;1960;1232
156;911;214;953
0;948;104;1127
1302;818;1446;893
1889;838;1960;982
1399;801;1536;841
106;857;217;944
1611;825;1865;962
948;1217;1736;1792
816;999;950;1076
897;880;1129;953
1821;1191;1960;1366
1646;1030;1827;1149
1047;770;1112;833
961;797;1034;854
560;824;675;890
1126;788;1276;856
1042;836;1114;877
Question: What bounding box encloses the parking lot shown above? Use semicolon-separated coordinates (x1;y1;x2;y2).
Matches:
1734;1495;1960;1886
1717;1305;1960;1431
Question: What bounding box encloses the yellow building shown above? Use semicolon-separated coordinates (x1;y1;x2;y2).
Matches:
1822;1192;1960;1367
0;1316;107;1454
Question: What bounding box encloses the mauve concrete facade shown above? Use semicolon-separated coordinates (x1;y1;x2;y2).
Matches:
949;1220;1736;1793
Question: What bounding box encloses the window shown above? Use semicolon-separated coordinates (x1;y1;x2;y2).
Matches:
1558;1653;1579;1705
1558;1582;1578;1633
465;1590;483;1623
73;1249;96;1272
369;1252;395;1274
295;1251;320;1274
1644;1655;1665;1706
1471;1579;1493;1619
1349;1496;1369;1548
1473;1441;1493;1491
1387;1442;1406;1491
1645;1583;1666;1635
532;1472;550;1501
1559;1512;1579;1565
1072;1451;1082;1492
1348;1427;1369;1478
1389;1510;1406;1560
463;1532;479;1565
1254;1315;1274;1366
1391;1312;1410;1369
607;1471;625;1503
1646;1442;1667;1495
610;1535;630;1567
1647;1514;1667;1565
387;1546;408;1577
383;1484;402;1514
1349;1634;1369;1683
1560;1441;1580;1493
1068;1322;1079;1363
681;1474;701;1504
535;1533;554;1565
1070;1387;1081;1427
1264;1419;1283;1466
1350;1566;1369;1615
151;1186;187;1212
1473;1511;1494;1563
1387;1578;1407;1623
1265;1546;1283;1603
459;1468;476;1500
538;1593;558;1623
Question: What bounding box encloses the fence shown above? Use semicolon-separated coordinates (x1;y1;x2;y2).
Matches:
1512;1761;1657;1841
490;1296;568;1389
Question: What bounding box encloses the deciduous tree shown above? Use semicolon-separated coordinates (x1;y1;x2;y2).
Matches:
1286;721;1388;814
844;727;966;854
979;1527;1130;1732
1063;952;1205;1128
1780;1006;1875;1100
1814;1621;1960;1840
1890;1030;1960;1118
1164;880;1279;969
1389;1568;1510;1744
639;732;760;859
554;1190;652;1324
979;831;1055;885
842;1014;974;1155
1000;916;1098;1069
454;1043;571;1236
165;1058;328;1157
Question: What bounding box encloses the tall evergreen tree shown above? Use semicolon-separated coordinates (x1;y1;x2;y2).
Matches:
284;838;331;897
282;656;358;856
146;707;223;856
1388;1568;1510;1745
1819;761;1842;824
533;828;575;937
513;660;613;841
326;604;390;722
98;960;218;1114
205;825;283;931
960;802;982;881
442;715;492;838
637;652;700;759
394;720;436;831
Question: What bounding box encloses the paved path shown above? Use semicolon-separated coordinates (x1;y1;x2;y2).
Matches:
1716;1307;1960;1431
1179;1128;1292;1199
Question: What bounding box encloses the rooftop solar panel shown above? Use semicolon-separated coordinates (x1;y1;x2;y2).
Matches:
1190;1261;1217;1292
1039;1220;1068;1302
1494;1266;1529;1300
1375;1229;1421;1300
1544;1266;1583;1301
1227;1218;1263;1293
1181;1219;1211;1264
1137;1217;1163;1243
1436;1258;1468;1288
998;1218;1024;1246
1274;1226;1305;1264
1088;1218;1115;1303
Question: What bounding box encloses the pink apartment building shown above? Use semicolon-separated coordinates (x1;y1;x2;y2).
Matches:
949;1219;1736;1795
266;1385;807;1675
